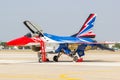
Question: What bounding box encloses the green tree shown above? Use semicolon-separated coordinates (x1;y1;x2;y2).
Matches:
0;42;6;46
113;43;120;49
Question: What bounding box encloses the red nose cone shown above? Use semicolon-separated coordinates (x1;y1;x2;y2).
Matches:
7;36;34;46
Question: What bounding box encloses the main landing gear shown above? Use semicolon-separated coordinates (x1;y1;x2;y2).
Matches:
53;55;58;62
53;52;82;62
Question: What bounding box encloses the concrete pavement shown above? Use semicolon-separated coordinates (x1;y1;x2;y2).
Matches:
0;50;120;80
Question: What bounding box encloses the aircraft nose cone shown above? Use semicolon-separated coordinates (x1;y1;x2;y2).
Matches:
7;36;35;46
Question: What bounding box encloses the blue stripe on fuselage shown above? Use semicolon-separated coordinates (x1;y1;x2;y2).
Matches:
43;33;94;43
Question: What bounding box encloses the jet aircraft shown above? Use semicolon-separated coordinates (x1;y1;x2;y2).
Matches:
7;13;114;62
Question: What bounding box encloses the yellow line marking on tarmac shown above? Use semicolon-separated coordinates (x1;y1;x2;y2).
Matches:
59;69;120;80
60;74;81;80
0;73;82;80
0;69;119;80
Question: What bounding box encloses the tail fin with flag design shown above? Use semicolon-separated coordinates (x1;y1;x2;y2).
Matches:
72;13;96;38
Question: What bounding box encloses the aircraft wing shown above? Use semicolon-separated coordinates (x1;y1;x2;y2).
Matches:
94;44;114;51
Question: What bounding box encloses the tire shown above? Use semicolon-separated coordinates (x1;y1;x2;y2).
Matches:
38;58;42;63
53;56;58;62
46;58;49;62
73;56;78;62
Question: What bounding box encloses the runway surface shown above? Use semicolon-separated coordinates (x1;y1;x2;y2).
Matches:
0;50;120;80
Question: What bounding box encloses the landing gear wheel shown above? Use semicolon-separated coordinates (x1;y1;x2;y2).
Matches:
73;56;78;62
38;58;42;63
46;58;49;62
53;56;58;62
37;52;42;63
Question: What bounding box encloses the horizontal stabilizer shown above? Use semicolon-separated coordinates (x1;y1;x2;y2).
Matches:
79;31;96;38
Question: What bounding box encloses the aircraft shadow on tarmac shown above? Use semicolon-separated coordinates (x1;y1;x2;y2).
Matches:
83;60;117;62
0;60;117;64
20;60;118;63
33;60;117;63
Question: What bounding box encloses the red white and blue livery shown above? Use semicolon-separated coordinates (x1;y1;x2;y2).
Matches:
7;13;114;62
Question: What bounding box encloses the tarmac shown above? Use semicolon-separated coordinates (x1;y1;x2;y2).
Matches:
0;50;120;80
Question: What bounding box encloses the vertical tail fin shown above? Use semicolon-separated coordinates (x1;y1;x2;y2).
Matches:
72;13;96;38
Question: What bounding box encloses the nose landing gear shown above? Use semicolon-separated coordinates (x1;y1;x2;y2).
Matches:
37;52;49;62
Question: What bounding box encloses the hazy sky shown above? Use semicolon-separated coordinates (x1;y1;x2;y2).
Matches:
0;0;120;41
